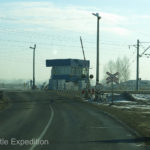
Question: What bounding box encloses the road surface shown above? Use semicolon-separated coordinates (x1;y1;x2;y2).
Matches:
0;91;146;150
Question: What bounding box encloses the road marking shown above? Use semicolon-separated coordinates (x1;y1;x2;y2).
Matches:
135;144;144;147
29;105;54;150
89;126;123;129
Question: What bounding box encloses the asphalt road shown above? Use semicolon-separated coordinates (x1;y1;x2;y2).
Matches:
0;91;146;150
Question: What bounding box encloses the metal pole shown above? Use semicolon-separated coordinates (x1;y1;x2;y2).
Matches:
92;13;101;101
30;44;36;90
96;16;100;85
80;36;86;61
92;13;101;85
136;40;139;91
80;36;90;98
33;46;35;89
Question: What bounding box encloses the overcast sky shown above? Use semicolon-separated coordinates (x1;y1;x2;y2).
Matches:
1;0;150;82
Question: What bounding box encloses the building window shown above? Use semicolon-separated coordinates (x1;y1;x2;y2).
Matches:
82;68;88;75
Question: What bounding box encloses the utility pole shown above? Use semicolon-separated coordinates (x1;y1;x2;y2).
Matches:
92;13;101;85
130;40;150;91
136;39;140;91
30;44;36;90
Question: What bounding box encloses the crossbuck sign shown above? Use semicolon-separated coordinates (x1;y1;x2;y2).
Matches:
106;72;119;104
106;72;119;84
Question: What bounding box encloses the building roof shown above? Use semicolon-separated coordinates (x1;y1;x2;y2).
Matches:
46;59;90;67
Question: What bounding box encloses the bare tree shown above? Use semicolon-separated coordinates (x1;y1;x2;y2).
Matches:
103;56;130;84
102;60;115;84
121;56;130;82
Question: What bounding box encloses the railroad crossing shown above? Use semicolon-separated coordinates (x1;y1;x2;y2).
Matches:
106;72;119;103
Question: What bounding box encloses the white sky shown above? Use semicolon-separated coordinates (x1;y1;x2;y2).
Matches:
0;0;150;82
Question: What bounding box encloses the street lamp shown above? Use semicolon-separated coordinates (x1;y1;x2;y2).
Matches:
92;13;101;85
29;44;36;90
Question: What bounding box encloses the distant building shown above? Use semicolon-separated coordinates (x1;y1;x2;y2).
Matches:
46;59;90;90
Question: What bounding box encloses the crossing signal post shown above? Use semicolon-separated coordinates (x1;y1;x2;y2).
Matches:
106;72;119;104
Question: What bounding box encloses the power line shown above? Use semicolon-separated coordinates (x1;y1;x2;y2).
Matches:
0;37;130;50
0;24;131;47
140;45;150;56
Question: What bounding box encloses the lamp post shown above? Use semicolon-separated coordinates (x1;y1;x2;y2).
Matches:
29;44;36;90
92;13;101;85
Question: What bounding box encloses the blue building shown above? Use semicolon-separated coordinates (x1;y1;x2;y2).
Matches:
46;59;90;90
